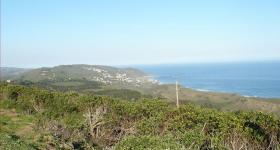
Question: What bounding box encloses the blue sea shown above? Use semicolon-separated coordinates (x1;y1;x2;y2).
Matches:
135;61;280;98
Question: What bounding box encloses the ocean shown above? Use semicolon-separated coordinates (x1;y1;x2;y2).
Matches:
135;61;280;98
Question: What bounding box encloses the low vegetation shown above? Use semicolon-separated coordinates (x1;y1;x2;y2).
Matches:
0;83;279;149
15;79;102;92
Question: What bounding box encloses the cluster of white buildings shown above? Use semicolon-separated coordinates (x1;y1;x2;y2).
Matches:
84;67;159;86
40;70;56;80
35;66;159;86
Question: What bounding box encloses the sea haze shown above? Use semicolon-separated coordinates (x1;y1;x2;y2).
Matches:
135;61;280;98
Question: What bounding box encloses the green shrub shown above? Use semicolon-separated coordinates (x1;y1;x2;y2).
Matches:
0;133;38;150
1;84;280;149
115;135;182;150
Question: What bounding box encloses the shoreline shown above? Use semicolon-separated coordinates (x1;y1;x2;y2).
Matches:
153;79;279;100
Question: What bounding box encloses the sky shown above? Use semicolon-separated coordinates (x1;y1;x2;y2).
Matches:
1;0;280;68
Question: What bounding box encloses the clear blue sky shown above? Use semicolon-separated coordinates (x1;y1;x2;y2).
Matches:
1;0;280;68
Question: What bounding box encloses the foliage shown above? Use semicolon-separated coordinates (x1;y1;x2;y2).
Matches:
0;83;279;149
93;89;144;100
16;79;102;92
0;133;38;150
115;135;182;150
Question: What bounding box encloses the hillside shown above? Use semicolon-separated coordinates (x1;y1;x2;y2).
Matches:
0;67;31;80
2;65;159;87
0;84;279;149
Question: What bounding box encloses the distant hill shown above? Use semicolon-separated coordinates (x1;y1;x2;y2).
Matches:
1;67;31;80
1;65;159;87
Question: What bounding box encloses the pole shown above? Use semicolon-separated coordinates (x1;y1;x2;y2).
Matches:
176;81;179;108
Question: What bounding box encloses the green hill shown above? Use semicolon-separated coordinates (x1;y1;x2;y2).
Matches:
0;67;31;80
2;65;157;86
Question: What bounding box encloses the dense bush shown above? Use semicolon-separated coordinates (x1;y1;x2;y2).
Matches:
0;83;279;149
93;89;144;100
115;135;182;150
15;79;102;92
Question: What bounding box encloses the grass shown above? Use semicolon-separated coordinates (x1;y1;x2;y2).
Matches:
0;109;39;150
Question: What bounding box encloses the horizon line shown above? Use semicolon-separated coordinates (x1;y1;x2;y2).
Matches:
1;59;280;69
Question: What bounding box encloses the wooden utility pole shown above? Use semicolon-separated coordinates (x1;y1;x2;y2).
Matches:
176;81;179;108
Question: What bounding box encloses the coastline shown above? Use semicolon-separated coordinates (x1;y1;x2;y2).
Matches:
137;62;280;99
148;74;278;99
